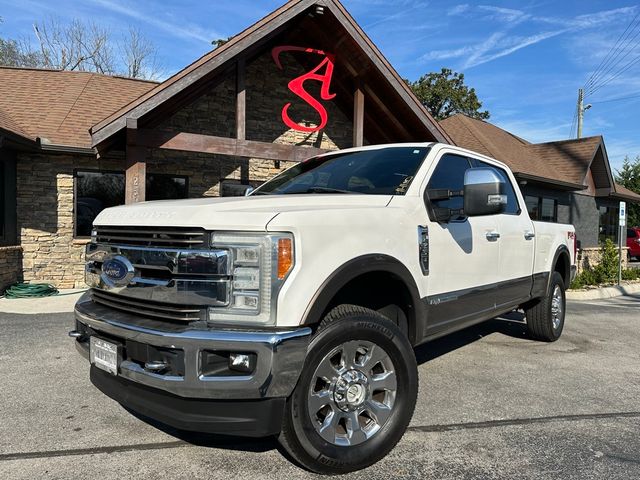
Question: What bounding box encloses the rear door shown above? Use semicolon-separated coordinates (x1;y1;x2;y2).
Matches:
422;152;500;332
474;158;535;308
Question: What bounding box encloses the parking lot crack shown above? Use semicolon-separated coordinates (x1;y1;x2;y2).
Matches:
408;411;640;433
0;441;189;462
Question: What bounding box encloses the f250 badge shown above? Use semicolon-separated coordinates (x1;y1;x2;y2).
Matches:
272;46;336;133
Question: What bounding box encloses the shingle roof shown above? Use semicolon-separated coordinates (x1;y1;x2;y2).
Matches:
0;67;156;148
440;114;602;188
613;183;640;202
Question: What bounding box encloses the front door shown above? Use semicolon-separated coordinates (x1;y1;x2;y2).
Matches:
421;152;500;333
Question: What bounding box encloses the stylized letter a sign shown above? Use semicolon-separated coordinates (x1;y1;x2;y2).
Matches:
272;46;336;133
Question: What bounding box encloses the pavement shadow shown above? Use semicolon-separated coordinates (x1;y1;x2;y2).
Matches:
414;313;530;366
124;408;279;453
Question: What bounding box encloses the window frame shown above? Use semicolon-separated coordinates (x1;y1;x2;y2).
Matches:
73;169;189;239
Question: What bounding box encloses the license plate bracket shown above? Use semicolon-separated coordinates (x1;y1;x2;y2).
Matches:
90;336;121;376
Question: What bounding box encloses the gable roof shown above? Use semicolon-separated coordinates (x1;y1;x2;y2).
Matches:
0;67;156;150
90;0;451;147
440;114;605;190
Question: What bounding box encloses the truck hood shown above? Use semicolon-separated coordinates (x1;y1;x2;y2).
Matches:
94;194;392;231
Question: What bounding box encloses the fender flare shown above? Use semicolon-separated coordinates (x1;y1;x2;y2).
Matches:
550;244;571;289
301;254;425;344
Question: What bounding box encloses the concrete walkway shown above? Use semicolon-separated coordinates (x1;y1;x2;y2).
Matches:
566;281;640;301
0;289;86;314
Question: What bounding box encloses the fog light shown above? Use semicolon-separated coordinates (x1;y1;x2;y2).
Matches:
229;353;254;373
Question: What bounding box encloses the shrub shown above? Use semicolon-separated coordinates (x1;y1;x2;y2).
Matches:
569;239;640;288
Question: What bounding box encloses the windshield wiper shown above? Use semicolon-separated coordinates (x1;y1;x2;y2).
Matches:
302;187;356;194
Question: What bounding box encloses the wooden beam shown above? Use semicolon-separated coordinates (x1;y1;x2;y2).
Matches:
236;58;246;141
363;85;414;140
125;118;146;204
353;85;364;147
136;129;328;162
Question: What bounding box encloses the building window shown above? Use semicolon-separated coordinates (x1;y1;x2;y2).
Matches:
74;170;188;238
599;206;619;243
540;198;557;222
525;196;539;220
0;156;17;246
524;195;557;222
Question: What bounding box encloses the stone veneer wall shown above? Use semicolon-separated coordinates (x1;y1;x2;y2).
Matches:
16;153;122;288
0;246;22;292
577;246;629;273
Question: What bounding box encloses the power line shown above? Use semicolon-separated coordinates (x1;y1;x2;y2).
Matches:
589;53;640;95
587;32;640;96
584;10;640;90
568;102;578;139
590;92;640;104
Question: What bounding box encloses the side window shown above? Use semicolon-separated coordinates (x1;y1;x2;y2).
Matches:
474;160;520;215
426;153;471;211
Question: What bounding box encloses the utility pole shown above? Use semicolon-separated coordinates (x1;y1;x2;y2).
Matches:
576;88;591;139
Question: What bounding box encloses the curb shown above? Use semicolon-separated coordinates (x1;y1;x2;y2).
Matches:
567;283;640;301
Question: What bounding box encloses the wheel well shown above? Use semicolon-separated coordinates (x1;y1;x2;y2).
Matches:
320;271;416;344
554;251;570;287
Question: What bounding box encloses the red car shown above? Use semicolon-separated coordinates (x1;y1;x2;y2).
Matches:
628;227;640;260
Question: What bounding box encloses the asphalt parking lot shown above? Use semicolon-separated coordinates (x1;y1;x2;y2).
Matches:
1;295;639;480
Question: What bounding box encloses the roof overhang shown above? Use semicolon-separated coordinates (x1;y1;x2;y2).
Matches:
514;172;586;191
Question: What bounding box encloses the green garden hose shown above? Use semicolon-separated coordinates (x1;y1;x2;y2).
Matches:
3;283;59;299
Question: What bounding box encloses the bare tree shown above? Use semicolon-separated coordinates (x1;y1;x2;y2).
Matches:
0;16;162;79
32;17;115;74
122;27;161;80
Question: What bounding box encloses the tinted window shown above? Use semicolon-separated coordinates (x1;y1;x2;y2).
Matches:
540;198;557;222
75;171;188;237
475;160;520;214
0;161;4;240
253;147;430;196
76;171;125;237
628;228;638;239
525;196;539;220
146;175;188;201
427;154;471;210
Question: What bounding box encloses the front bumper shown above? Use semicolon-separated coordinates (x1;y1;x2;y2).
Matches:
73;294;311;400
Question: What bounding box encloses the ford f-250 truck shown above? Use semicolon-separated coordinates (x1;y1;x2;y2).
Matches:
70;143;576;474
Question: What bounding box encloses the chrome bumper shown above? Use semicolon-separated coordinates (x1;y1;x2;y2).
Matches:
72;296;311;400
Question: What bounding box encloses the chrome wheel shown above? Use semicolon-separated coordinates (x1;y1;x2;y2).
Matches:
307;340;397;446
551;285;563;330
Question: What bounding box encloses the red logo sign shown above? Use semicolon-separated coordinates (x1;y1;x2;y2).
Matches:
272;46;336;133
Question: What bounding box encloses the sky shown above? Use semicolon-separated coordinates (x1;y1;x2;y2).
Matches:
0;0;639;171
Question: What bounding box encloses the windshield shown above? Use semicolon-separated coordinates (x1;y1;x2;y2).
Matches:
252;146;431;196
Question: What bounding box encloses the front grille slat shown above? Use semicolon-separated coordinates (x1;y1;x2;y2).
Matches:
91;290;206;323
94;226;207;249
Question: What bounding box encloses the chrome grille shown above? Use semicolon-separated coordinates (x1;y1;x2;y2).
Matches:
94;226;207;249
91;289;206;323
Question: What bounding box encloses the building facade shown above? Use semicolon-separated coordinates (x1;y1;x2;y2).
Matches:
0;0;638;291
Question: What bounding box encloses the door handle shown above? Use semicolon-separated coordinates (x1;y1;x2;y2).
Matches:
486;231;501;241
524;231;535;240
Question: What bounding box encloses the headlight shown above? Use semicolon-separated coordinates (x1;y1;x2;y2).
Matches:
208;232;294;325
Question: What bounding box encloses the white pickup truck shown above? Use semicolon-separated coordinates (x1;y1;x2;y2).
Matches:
70;143;576;474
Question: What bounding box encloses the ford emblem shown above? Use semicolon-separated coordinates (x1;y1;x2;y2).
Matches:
101;255;134;287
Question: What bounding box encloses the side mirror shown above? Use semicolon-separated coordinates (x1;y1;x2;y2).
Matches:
463;168;506;217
